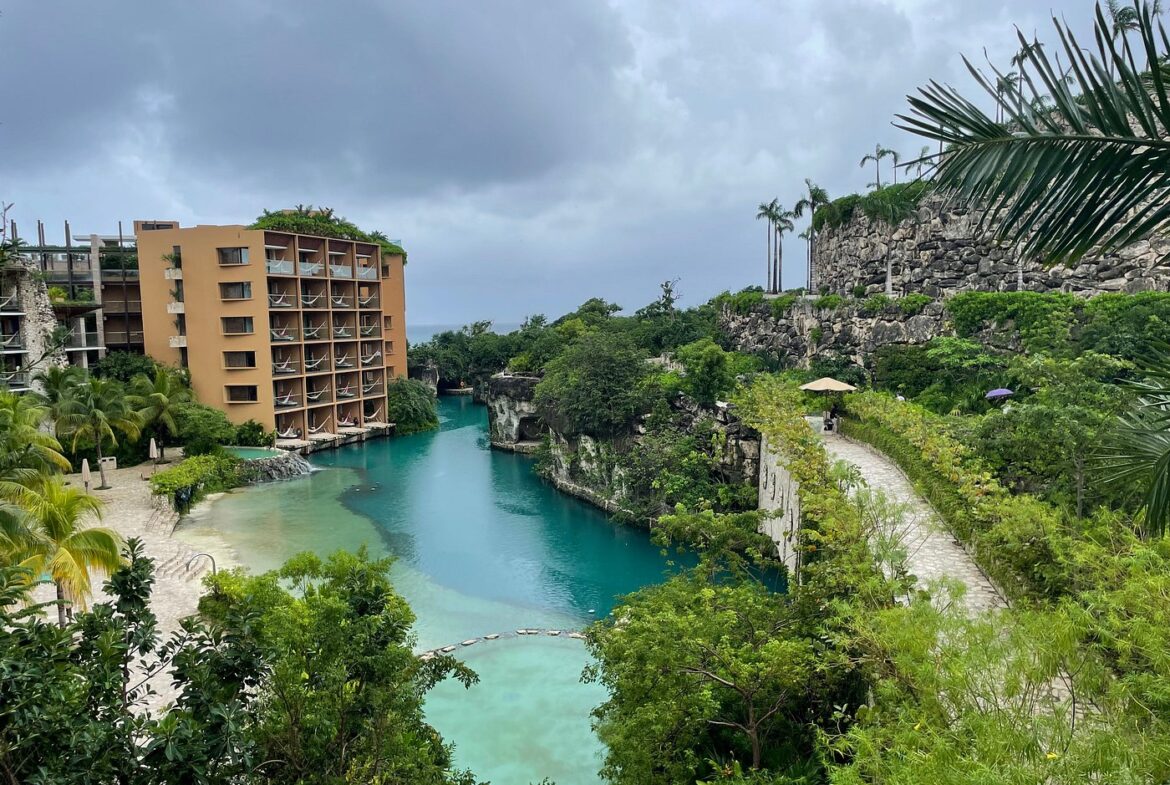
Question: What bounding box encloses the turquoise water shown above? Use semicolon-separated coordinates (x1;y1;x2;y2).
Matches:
223;446;283;460
178;396;687;784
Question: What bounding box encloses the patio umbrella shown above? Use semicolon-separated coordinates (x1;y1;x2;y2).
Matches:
985;388;1014;400
81;459;91;493
149;438;159;462
799;377;857;393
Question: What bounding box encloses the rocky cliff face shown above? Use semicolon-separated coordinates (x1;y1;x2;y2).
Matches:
721;299;948;367
486;372;761;518
486;373;543;452
814;194;1170;297
6;261;66;389
249;451;314;483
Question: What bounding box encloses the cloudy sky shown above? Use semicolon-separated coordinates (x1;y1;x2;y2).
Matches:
2;1;1094;327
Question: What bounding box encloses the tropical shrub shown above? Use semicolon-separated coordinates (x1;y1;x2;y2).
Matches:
150;453;248;511
91;351;157;382
385;377;439;435
233;419;274;447
674;337;736;406
174;403;236;455
813;294;843;311
861;293;892;316
534;332;651;437
897;292;932;315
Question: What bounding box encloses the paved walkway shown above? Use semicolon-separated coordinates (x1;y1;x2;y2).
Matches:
818;426;1005;614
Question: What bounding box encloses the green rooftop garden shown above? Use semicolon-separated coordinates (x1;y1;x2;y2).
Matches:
250;205;407;262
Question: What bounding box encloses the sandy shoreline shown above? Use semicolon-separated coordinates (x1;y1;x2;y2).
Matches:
30;463;241;714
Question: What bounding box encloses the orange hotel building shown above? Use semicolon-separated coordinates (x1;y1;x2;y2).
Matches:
136;222;406;439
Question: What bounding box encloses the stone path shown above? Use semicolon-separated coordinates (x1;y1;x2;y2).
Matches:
818;426;1005;614
418;628;587;660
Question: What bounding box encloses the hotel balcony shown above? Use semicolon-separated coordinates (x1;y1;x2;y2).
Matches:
274;391;301;408
302;320;329;341
164;267;183;280
300;284;328;308
298;258;325;277
303;351;331;373
330;292;353;309
166;301;185;314
270;325;299;342
266;258;295;275
328;262;353;279
272;358;300;375
360;348;382;367
104;329;145;345
358;293;380;309
356;265;378;280
0;292;22;314
0;370;31;391
63;331;101;351
305;380;332;404
169;335;188;348
333;351;355;370
268;288;296;308
335;382;358;400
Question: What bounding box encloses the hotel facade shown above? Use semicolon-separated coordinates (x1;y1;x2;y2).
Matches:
136;222;406;439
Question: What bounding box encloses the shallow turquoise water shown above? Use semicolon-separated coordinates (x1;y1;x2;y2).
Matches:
178;396;688;784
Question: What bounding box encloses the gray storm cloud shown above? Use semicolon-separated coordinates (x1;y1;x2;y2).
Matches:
1;0;1093;324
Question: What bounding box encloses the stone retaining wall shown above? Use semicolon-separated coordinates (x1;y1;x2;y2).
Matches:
813;194;1170;298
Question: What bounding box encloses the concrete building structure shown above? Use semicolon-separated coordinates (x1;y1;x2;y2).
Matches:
136;222;406;438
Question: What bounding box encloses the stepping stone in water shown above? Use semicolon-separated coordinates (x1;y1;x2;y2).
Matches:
485;633;500;640
516;629;528;635
547;630;561;636
527;629;541;635
461;639;477;646
568;632;585;639
441;645;457;653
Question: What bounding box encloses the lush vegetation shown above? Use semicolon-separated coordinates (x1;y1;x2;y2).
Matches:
812;180;932;233
250;205;407;260
0;543;478;783
385;376;440;434
150;453;251;512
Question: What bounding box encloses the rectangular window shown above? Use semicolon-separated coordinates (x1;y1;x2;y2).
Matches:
225;385;258;403
217;247;250;266
221;316;254;335
223;350;256;369
219;282;252;300
386;341;394;354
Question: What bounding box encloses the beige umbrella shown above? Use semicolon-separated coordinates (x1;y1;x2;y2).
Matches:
81;458;91;494
799;377;857;393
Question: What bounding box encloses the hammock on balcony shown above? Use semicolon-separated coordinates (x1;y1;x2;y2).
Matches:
303;325;322;338
358;296;376;306
361;351;382;365
301;293;322;306
274;393;296;406
271;327;294;341
338;415;356;427
308;421;331;435
277;426;301;439
304;356;325;369
364;406;382;420
269;292;291;306
331;296;350;307
306;387;329;401
273;357;294;372
335;354;353;367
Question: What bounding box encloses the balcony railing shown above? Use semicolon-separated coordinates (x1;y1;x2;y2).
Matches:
169;335;187;348
104;330;145;344
273;393;300;408
329;264;353;279
330;295;352;308
360;324;379;337
356;266;379;280
336;384;356;399
270;326;299;342
272;359;299;375
266;259;295;275
302;324;327;340
268;292;295;308
362;380;380;394
334;353;354;369
337;413;358;428
1;333;24;351
301;292;325;308
299;261;324;277
306;387;331;402
0;293;19;311
104;299;143;313
358;295;379;308
166;301;185;314
64;331;101;350
0;371;30;390
332;326;353;339
364;405;383;421
361;351;382;366
164;267;183;280
303;355;329;371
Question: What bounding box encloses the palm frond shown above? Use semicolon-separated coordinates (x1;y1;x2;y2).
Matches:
896;1;1170;265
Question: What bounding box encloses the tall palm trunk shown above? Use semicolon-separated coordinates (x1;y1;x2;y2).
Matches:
96;437;108;490
56;582;68;628
772;228;780;294
777;235;784;293
765;222;772;292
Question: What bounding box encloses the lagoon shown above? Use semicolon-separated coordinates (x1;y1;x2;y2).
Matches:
177;395;686;784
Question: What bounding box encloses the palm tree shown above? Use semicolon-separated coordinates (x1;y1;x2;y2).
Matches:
867;187;919;295
793;180;830;290
859;144;895;190
17;477;121;626
58;378;142;489
907;145;933;179
896;0;1170;267
0;390;69;495
130;367;192;459
771;205;795;294
889;150;903;185
33;365;82;437
756;201;775;292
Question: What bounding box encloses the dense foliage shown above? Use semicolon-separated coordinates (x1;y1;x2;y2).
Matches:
812;181;932;232
535;332;652;438
150;453;250;512
251;205;407;260
0;542;479;784
385;377;440;434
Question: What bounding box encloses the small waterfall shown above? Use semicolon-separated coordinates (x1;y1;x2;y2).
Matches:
250;451;314;483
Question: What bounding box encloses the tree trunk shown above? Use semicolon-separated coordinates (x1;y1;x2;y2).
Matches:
875;160;881;190
56;582;68;628
96;439;109;489
765;222;772;293
772;228;780;294
777;237;783;293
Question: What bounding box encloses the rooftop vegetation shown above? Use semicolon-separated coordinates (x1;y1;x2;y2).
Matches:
250;204;407;262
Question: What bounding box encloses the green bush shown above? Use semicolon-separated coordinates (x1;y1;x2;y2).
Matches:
91;351;158;383
813;182;933;233
385;377;440;435
535;332;651;437
851;285;869;298
769;293;798;319
946;291;1077;350
150;453;249;511
897;293;931;315
712;287;766;315
813;294;843;311
860;294;892;316
175;403;236;455
233;419;274;447
675;337;736;406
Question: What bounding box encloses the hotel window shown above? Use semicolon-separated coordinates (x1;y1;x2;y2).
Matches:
223;350;257;369
221;316;254;335
219;282;252;300
217;247;250;266
225;385;259;403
